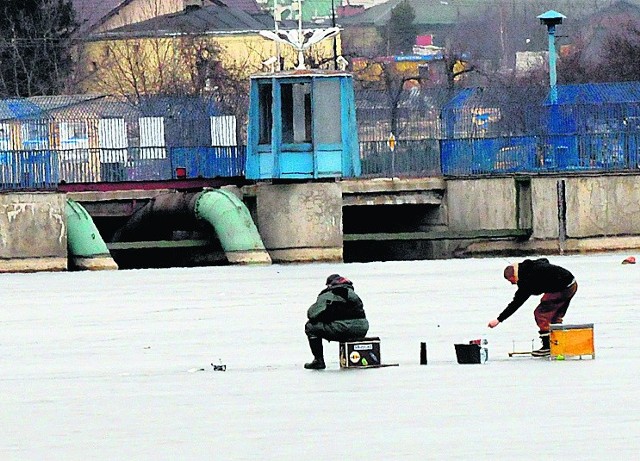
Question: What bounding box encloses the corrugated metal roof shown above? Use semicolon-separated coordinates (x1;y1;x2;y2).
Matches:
0;99;47;121
549;82;640;105
338;0;485;27
72;0;127;33
137;94;220;117
338;0;640;27
0;94;225;121
97;3;273;36
0;95;142;121
27;95;104;112
220;0;261;14
72;0;263;34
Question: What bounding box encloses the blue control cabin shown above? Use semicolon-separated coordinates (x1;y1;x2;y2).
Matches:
245;70;360;180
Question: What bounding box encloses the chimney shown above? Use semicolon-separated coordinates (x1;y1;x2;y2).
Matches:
183;0;204;11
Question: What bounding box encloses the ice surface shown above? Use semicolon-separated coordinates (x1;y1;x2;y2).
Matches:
1;253;638;460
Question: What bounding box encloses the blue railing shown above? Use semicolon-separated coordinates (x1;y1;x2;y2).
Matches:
0;146;246;190
0;150;59;189
2;132;640;189
439;133;640;176
357;133;640;177
3;137;638;190
360;139;440;177
355;82;640;177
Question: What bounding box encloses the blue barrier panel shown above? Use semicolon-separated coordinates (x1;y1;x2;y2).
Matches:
629;134;640;169
127;159;172;181
14;151;58;189
493;138;537;172
169;146;245;179
442;137;539;175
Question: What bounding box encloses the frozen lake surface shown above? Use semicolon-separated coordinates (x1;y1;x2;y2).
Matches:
1;253;638;460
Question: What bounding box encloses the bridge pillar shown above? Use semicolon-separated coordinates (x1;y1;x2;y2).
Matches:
0;193;68;272
254;182;343;263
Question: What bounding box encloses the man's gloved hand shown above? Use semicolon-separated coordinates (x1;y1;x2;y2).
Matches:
487;319;500;328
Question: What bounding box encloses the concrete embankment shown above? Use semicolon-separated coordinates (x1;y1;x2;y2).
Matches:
447;174;640;256
3;173;640;272
0;193;67;272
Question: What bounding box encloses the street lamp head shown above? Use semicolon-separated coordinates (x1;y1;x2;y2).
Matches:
538;10;566;27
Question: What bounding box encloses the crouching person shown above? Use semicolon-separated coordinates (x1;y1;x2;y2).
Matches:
488;258;578;357
304;274;369;370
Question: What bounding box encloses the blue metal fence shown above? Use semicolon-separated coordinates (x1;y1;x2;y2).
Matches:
360;139;440;177
0;151;59;189
170;146;246;179
0;146;246;190
4;82;640;188
440;133;640;175
358;82;640;177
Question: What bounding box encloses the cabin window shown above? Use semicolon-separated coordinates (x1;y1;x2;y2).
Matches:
314;78;342;144
60;121;89;148
0;123;12;151
281;82;311;144
258;83;272;144
21;121;49;149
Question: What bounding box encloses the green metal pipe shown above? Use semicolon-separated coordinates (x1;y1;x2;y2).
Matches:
66;199;118;270
195;190;271;264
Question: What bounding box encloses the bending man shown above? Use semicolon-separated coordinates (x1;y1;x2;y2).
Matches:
488;258;578;357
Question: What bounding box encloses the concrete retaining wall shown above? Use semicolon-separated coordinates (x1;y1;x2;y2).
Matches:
0;193;67;272
448;174;640;255
3;174;640;271
446;178;517;231
566;176;640;237
254;182;343;262
531;178;559;239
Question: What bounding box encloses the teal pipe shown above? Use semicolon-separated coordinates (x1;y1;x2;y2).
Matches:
195;190;271;264
66;199;118;270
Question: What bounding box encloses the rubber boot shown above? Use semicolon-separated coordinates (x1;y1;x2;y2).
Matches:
532;333;551;357
304;337;326;369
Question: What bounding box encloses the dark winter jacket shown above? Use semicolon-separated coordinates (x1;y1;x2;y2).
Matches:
307;282;367;324
497;258;575;322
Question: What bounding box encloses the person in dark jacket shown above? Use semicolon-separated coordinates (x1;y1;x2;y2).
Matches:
304;274;369;369
488;258;578;357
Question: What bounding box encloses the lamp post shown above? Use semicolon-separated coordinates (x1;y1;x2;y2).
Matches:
538;10;568;252
537;10;566;104
331;0;338;70
274;0;281;71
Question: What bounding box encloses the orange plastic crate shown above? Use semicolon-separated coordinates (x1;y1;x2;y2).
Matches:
550;323;595;359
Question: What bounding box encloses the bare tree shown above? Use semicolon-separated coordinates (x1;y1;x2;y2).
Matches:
89;0;182;33
598;24;640;81
0;0;78;97
82;35;232;100
441;51;479;90
88;34;256;142
341;25;384;62
353;58;422;137
381;0;418;56
556;34;595;84
562;20;640;83
551;2;640;84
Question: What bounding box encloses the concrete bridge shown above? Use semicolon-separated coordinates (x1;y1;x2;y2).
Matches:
3;173;640;272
